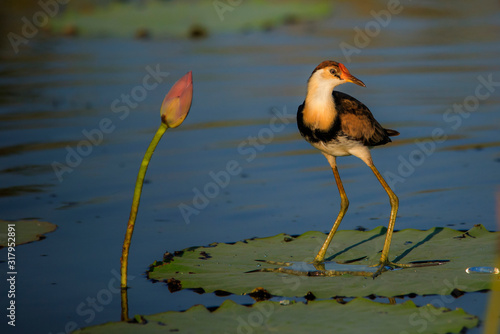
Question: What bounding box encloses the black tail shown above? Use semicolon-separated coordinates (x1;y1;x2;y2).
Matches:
385;129;400;137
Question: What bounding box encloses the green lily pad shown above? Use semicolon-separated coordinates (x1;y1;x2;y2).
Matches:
51;0;332;38
74;298;478;334
0;220;57;247
148;225;499;298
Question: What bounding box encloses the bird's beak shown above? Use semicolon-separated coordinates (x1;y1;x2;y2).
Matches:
339;63;366;87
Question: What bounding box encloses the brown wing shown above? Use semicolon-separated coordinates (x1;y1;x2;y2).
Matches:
333;91;395;146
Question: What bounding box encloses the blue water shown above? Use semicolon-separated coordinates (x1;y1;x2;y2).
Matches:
0;1;499;333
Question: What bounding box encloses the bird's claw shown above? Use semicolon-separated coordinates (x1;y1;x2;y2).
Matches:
371;259;448;278
371;261;411;278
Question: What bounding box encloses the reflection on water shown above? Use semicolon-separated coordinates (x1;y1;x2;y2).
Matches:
0;1;499;333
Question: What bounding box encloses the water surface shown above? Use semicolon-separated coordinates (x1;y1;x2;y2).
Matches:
0;1;499;333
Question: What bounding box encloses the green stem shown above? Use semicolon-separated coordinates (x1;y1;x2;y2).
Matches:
120;287;129;321
121;122;168;289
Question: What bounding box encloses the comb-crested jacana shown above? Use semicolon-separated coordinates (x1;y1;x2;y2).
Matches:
297;60;407;277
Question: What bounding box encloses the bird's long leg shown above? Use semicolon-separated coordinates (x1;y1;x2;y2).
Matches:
314;155;349;264
369;164;397;263
369;163;411;276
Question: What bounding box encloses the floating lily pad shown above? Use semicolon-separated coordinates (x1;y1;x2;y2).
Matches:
148;225;499;298
0;220;57;247
51;0;332;38
74;298;478;334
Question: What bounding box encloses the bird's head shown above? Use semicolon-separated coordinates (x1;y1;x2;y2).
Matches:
308;60;366;92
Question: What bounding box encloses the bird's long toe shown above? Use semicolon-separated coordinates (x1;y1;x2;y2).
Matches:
371;261;411;278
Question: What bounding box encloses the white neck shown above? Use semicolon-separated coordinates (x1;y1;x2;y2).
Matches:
303;70;343;129
305;70;343;111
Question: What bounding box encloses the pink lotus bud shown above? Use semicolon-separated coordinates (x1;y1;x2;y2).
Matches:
160;71;193;128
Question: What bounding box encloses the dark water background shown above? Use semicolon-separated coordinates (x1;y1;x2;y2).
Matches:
0;1;499;333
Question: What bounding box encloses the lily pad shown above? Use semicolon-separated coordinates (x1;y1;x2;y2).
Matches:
51;0;332;38
74;298;478;334
148;225;499;298
0;220;57;247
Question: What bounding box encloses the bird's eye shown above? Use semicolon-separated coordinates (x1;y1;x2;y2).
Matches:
330;69;336;75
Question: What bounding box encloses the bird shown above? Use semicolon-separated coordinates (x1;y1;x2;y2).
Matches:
296;60;405;277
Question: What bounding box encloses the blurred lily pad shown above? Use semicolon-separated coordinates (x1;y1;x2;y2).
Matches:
74;298;478;334
50;0;332;38
0;220;57;247
148;225;499;298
